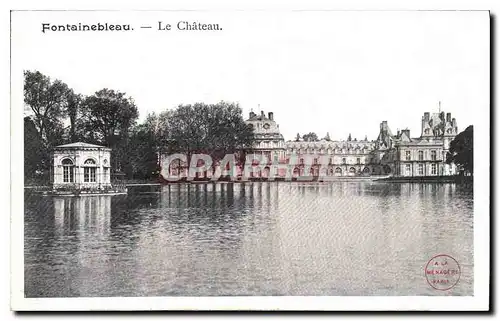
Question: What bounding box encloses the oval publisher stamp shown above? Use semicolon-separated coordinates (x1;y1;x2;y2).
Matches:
425;254;461;291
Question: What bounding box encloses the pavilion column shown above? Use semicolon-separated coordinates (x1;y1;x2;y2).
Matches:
54;166;62;184
97;166;102;188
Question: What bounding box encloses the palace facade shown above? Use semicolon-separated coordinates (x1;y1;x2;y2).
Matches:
162;108;460;179
244;110;459;178
285;136;379;176
378;112;459;177
245;110;286;162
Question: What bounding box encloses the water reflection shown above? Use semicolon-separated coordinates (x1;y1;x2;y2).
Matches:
53;196;111;236
24;182;473;297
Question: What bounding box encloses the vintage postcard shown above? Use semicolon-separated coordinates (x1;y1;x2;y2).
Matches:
10;10;490;311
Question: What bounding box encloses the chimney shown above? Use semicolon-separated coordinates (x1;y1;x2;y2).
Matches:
268;112;274;121
261;110;265;117
380;121;388;133
446;112;451;123
424;112;430;121
452;118;457;128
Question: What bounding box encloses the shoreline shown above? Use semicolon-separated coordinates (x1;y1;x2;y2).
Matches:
24;175;473;192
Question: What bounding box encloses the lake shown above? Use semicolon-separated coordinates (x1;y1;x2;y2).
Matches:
24;182;473;297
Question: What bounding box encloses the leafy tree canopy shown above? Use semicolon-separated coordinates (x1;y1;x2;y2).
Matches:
302;132;319;142
79;88;139;146
446;125;473;175
24;70;71;145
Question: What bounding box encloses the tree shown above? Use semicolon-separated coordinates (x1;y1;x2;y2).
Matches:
24;70;72;183
24;70;70;145
446;125;473;175
126;112;175;180
128;123;160;180
79;89;139;146
295;133;301;142
79;89;139;176
166;101;255;165
24;117;48;183
302;132;319;142
65;89;82;142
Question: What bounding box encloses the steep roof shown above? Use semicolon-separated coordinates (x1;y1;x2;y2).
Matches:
55;142;108;149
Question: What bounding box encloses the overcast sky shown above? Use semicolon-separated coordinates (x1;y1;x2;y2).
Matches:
12;10;489;141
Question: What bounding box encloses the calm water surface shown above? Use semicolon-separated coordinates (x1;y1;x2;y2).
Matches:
24;182;473;297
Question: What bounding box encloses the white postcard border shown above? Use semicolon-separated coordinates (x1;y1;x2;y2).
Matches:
10;9;490;311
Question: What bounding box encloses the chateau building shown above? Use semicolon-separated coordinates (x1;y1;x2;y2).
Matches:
162;107;460;180
245;110;286;161
378;111;459;177
244;109;459;178
285;136;377;176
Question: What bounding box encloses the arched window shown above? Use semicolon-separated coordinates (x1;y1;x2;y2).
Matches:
334;167;342;176
62;158;73;165
84;158;97;183
61;158;74;183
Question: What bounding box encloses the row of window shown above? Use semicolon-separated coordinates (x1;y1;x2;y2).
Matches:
63;167;101;183
246;154;365;165
289;148;368;155
62;158;104;183
297;157;363;165
259;141;283;147
405;163;438;175
424;128;453;135
292;166;369;175
62;158;96;165
405;150;438;161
